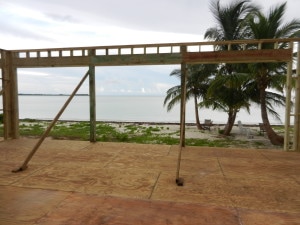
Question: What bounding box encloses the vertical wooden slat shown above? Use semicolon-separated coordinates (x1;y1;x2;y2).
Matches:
258;42;262;50
228;44;232;51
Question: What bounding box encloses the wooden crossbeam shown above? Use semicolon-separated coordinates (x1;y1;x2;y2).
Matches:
183;49;293;64
1;38;298;68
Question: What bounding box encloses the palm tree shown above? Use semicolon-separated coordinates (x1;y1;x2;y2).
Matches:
205;0;258;42
205;0;258;75
164;64;216;129
203;0;259;134
200;69;251;135
246;2;300;145
245;78;287;123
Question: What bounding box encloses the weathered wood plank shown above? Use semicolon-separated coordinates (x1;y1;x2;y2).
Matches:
183;49;293;64
1;51;19;139
13;56;90;68
91;53;182;66
12;49;293;68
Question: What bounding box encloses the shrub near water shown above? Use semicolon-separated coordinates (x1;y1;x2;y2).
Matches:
97;123;126;142
19;121;46;136
51;122;90;140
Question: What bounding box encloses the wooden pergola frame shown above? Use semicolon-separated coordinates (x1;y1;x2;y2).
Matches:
1;38;299;152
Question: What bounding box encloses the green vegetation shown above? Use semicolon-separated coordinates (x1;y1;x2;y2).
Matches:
0;120;270;149
19;121;46;136
51;121;90;140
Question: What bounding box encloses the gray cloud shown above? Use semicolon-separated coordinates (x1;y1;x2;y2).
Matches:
45;13;79;23
4;0;299;39
0;21;55;42
5;0;213;35
3;0;300;95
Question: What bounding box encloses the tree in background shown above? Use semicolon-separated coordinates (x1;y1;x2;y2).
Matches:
202;0;258;135
246;2;300;145
205;0;258;41
165;0;299;142
200;69;251;135
164;64;216;129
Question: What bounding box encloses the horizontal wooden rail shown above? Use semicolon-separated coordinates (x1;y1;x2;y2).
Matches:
0;38;299;67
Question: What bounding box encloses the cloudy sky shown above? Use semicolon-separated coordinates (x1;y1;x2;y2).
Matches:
1;0;299;95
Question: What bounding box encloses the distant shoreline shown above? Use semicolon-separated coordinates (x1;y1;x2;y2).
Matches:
19;119;285;128
18;93;89;96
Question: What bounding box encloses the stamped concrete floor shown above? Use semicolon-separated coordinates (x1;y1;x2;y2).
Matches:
0;138;300;225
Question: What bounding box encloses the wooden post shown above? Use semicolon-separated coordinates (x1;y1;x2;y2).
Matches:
175;46;187;185
1;50;19;139
293;42;300;151
179;48;187;147
284;42;294;151
89;50;96;142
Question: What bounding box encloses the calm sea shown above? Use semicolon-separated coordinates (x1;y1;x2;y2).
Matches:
8;95;288;125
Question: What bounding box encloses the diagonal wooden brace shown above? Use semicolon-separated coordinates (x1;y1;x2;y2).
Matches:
12;70;90;172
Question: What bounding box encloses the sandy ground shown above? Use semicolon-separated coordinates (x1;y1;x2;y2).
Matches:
107;122;264;140
108;122;281;150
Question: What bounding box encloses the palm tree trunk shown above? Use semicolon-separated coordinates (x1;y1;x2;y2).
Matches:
223;109;237;135
260;87;284;145
194;95;202;130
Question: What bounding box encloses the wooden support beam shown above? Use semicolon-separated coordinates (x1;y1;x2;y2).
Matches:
293;42;300;151
14;56;90;68
91;53;182;66
89;51;96;142
284;43;294;151
183;49;292;64
6;38;298;69
12;70;90;172
12;49;292;68
1;50;19;139
175;52;187;185
179;60;187;147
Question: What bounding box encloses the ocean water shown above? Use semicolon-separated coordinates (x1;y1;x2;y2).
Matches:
5;95;288;125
